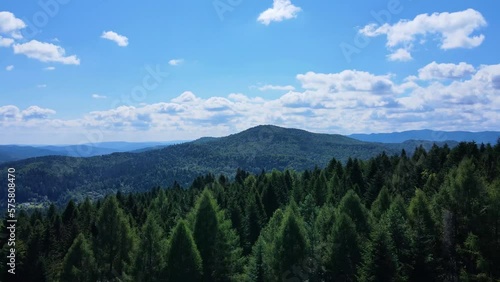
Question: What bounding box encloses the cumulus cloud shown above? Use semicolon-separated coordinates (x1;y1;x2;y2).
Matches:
92;94;107;99
360;9;487;60
387;48;413;62
0;36;14;47
2;62;500;140
37;84;47;88
418;61;476;80
296;70;394;95
44;66;56;71
0;105;56;122
168;59;184;66
22;106;56;120
0;105;20;121
101;31;129;47
258;84;295;91
257;0;301;25
13;40;80;65
0;11;26;39
5;65;13;71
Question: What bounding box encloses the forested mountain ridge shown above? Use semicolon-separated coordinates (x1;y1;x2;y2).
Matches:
0;141;184;164
349;129;500;144
1;125;455;207
1;139;499;281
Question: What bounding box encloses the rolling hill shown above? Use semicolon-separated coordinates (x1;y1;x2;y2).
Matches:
1;125;455;207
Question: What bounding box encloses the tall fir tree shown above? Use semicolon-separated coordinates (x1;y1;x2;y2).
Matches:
164;220;203;282
133;213;167;282
60;233;97;282
93;196;137;280
358;224;400;282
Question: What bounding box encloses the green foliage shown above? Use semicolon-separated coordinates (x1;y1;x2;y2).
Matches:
358;224;399;282
269;204;310;280
2;140;500;281
326;212;362;281
133;213;167;282
338;190;372;237
371;185;392;219
60;233;97;282
164;220;203;282
190;189;244;281
93;196;137;280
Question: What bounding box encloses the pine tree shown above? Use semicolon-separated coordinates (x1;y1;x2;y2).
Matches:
327;212;361;281
383;198;414;280
408;189;440;281
190;189;243;281
371;185;391;220
269;204;310;281
243;191;266;255
164;220;203;282
358;224;399;282
133;213;167;282
337;189;372;237
245;239;265;282
94;196;137;280
60;233;97;282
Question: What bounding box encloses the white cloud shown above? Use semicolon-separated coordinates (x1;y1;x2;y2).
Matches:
21;106;56;120
387;48;413;62
0;105;56;122
2;62;500;141
0;36;14;47
44;66;56;71
0;105;20;121
101;31;129;47
0;11;26;39
5;65;13;71
92;94;107;99
258;84;295;91
13;40;80;65
168;59;184;66
257;0;302;25
37;84;47;88
360;9;487;60
418;61;476;80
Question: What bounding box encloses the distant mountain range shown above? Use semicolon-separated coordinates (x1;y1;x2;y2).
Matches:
349;130;500;144
0;141;187;164
2;129;497;165
1;125;458;207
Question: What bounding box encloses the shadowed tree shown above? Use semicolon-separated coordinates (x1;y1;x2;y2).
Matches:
269;204;310;280
358;224;400;282
327;212;361;281
164;220;203;282
371;185;392;220
133;213;167;282
190;189;243;281
337;189;372;237
60;233;97;282
94;196;137;280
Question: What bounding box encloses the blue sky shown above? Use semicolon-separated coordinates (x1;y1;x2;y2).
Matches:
0;0;499;144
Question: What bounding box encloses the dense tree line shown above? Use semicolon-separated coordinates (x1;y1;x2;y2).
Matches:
1;141;500;281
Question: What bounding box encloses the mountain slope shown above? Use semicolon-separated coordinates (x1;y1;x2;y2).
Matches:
0;125;453;206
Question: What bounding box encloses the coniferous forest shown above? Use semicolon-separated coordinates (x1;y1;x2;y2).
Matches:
1;141;500;282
